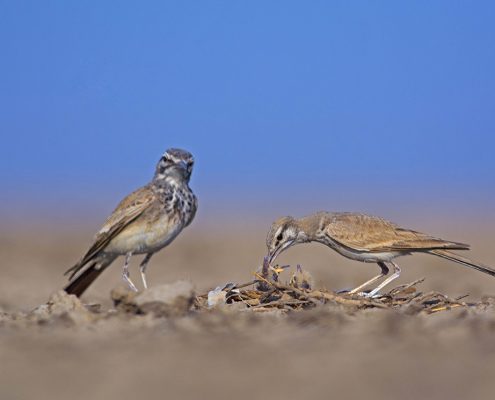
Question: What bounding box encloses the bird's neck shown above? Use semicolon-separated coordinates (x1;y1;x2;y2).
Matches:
297;213;326;241
153;175;188;189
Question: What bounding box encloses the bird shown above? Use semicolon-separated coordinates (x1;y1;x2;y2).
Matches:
289;265;314;291
266;211;495;297
64;148;197;297
254;257;289;291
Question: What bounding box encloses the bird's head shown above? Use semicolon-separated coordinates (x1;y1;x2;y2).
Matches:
154;148;194;182
266;216;302;264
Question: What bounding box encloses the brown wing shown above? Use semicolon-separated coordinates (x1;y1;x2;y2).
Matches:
65;185;155;278
324;213;469;252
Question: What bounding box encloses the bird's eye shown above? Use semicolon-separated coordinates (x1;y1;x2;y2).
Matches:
276;233;283;241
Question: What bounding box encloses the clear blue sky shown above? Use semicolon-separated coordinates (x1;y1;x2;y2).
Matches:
1;1;494;216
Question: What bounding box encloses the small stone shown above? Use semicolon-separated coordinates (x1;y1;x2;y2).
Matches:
135;281;195;317
111;286;139;313
30;290;95;325
207;287;227;308
481;295;495;306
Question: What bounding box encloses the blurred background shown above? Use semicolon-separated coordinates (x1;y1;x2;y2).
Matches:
1;1;495;309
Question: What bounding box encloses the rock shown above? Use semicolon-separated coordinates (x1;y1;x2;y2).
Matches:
207;287;227;307
111;286;139;313
132;281;195;317
481;295;495;306
0;311;11;323
30;290;96;325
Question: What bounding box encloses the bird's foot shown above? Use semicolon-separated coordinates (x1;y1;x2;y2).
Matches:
338;289;383;298
123;273;139;292
140;271;148;290
362;291;383;299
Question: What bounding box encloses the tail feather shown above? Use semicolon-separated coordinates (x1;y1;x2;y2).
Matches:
430;249;495;277
64;261;107;297
64;261;84;280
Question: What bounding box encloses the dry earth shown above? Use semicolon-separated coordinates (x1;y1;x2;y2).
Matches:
1;217;495;400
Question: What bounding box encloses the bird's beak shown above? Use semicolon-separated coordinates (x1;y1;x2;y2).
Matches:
178;160;188;170
267;251;277;264
268;240;294;264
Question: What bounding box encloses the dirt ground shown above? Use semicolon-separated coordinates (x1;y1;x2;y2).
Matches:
1;216;495;400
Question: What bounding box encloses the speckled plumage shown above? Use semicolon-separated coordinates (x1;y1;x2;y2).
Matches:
64;148;197;297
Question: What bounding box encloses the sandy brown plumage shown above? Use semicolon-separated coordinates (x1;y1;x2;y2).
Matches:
318;212;469;253
65;186;155;280
266;211;495;297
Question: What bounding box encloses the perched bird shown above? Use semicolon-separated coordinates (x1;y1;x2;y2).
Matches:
64;148;197;297
266;212;495;297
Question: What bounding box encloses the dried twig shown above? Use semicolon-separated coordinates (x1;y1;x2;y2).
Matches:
388;278;425;296
197;280;257;298
196;267;475;315
250;299;312;309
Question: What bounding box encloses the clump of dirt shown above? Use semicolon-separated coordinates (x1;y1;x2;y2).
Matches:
0;281;196;328
112;280;195;317
30;290;98;325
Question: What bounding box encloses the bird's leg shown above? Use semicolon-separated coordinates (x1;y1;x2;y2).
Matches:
349;261;389;294
366;261;401;298
139;253;154;289
122;252;138;292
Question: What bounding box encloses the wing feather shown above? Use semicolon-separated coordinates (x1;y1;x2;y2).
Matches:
65;185;155;278
324;213;468;252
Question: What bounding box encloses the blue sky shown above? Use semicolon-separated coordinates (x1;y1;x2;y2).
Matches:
1;1;494;216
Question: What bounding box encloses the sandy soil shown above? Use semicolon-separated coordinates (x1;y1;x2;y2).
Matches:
1;218;495;400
